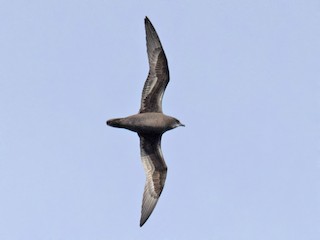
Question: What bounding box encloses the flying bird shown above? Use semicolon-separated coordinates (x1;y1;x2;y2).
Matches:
107;17;184;227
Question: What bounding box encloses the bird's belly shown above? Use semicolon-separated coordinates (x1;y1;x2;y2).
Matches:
122;113;168;134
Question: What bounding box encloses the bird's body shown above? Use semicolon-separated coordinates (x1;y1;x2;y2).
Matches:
107;113;181;134
106;17;184;227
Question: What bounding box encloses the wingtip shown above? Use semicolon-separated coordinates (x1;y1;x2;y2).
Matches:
144;16;150;25
140;218;146;227
140;215;149;227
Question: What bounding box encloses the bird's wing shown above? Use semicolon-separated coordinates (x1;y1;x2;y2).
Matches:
139;17;169;113
139;133;167;226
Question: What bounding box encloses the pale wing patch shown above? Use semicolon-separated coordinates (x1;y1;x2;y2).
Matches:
141;155;156;196
140;48;163;111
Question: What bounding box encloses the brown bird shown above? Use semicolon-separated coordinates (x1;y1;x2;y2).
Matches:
107;17;184;227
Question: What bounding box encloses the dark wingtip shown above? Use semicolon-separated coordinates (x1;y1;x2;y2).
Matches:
140;218;146;227
144;16;151;26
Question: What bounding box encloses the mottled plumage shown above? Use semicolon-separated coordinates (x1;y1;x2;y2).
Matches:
106;17;184;227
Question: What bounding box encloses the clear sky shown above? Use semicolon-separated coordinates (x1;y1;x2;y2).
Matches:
0;0;319;239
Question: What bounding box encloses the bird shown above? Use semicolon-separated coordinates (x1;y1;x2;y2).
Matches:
106;17;184;227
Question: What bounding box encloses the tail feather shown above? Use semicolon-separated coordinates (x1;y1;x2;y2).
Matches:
106;118;123;128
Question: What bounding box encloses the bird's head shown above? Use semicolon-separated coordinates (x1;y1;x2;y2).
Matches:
171;118;185;129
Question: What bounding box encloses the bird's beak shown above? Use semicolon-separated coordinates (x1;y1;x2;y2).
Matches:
179;123;185;127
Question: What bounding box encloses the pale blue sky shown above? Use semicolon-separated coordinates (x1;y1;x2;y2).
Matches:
0;0;319;239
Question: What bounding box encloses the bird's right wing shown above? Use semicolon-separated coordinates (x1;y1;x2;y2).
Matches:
138;133;167;226
139;17;169;113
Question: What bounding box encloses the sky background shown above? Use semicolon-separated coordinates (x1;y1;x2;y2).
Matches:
0;0;319;239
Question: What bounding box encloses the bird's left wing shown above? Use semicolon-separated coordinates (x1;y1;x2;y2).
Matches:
138;133;167;226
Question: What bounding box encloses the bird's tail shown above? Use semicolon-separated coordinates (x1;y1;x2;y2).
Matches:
106;118;123;128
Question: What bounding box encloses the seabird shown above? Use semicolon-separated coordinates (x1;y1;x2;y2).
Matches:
107;17;184;227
